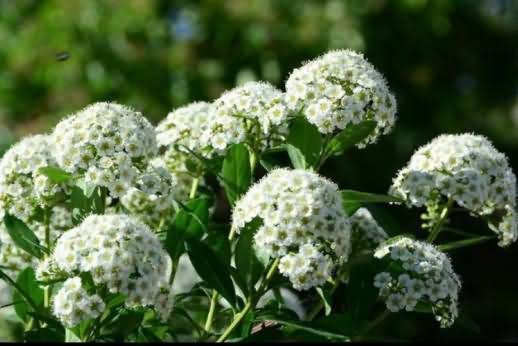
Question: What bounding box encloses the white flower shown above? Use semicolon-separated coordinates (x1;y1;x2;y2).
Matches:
350;207;388;254
44;214;174;321
232;168;351;291
202;81;290;156
53;277;105;327
374;272;392;289
390;134;518;246
373;237;461;328
50;102;157;199
156;102;212;157
285;49;397;147
0;135;67;221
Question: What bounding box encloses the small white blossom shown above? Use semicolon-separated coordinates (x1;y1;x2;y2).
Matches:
202;82;289;155
156;102;213;157
53;277;105;328
43;214;174;321
374;237;461;328
232;168;351;291
50;102;157;199
390;134;518;246
0;135;66;221
285;50;397;147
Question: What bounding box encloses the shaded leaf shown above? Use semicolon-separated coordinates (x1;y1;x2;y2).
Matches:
38;166;71;184
221;143;252;205
286;117;322;168
186;239;237;308
342;190;404;204
325;120;377;155
165;197;210;261
3;214;43;259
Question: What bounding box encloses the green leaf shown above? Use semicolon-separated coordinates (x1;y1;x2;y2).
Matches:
70;185;107;224
343;201;362;217
316;287;332;316
347;256;383;328
285;144;306;170
13;268;44;323
364;204;404;237
286;117;322;168
104;310;144;339
342;190;404;204
259;149;286;172
38;166;71;184
165;197;210;261
205;231;231;267
221;143;252;205
234;218;264;296
25;327;65;342
186;239;237;308
3;214;44;259
254;315;349;341
325;120;377;155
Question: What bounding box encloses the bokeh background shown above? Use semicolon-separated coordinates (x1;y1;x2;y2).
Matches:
1;0;517;341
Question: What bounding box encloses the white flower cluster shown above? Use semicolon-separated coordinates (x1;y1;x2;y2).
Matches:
373;237;461;328
0;135;66;220
44;214;174;321
53;277;105;328
232;168;351;291
156;102;212;157
390;134;518;246
120;161;175;229
202;82;289;155
51;102;158;199
285;49;397;147
349;207;388;255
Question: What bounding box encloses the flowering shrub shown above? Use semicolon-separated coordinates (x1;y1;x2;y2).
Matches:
1;49;516;342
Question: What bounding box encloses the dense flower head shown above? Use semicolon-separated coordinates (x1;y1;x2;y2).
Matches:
285;49;397;147
0;135;66;220
374;237;461;328
232;168;351;290
156;102;212;157
350;207;388;255
120;161;176;229
43;214;174;320
53;277;105;328
390;134;517;246
201;81;290;155
51;102;157;198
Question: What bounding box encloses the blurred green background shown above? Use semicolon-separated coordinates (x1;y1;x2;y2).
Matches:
1;0;517;341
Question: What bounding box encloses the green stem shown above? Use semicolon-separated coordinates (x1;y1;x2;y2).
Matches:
189;177;200;199
355;309;390;341
228;226;237;242
217;300;253;343
43;209;51;310
306;271;343;321
204;290;219;333
438;235;496;252
217;258;280;343
427;199;453;243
